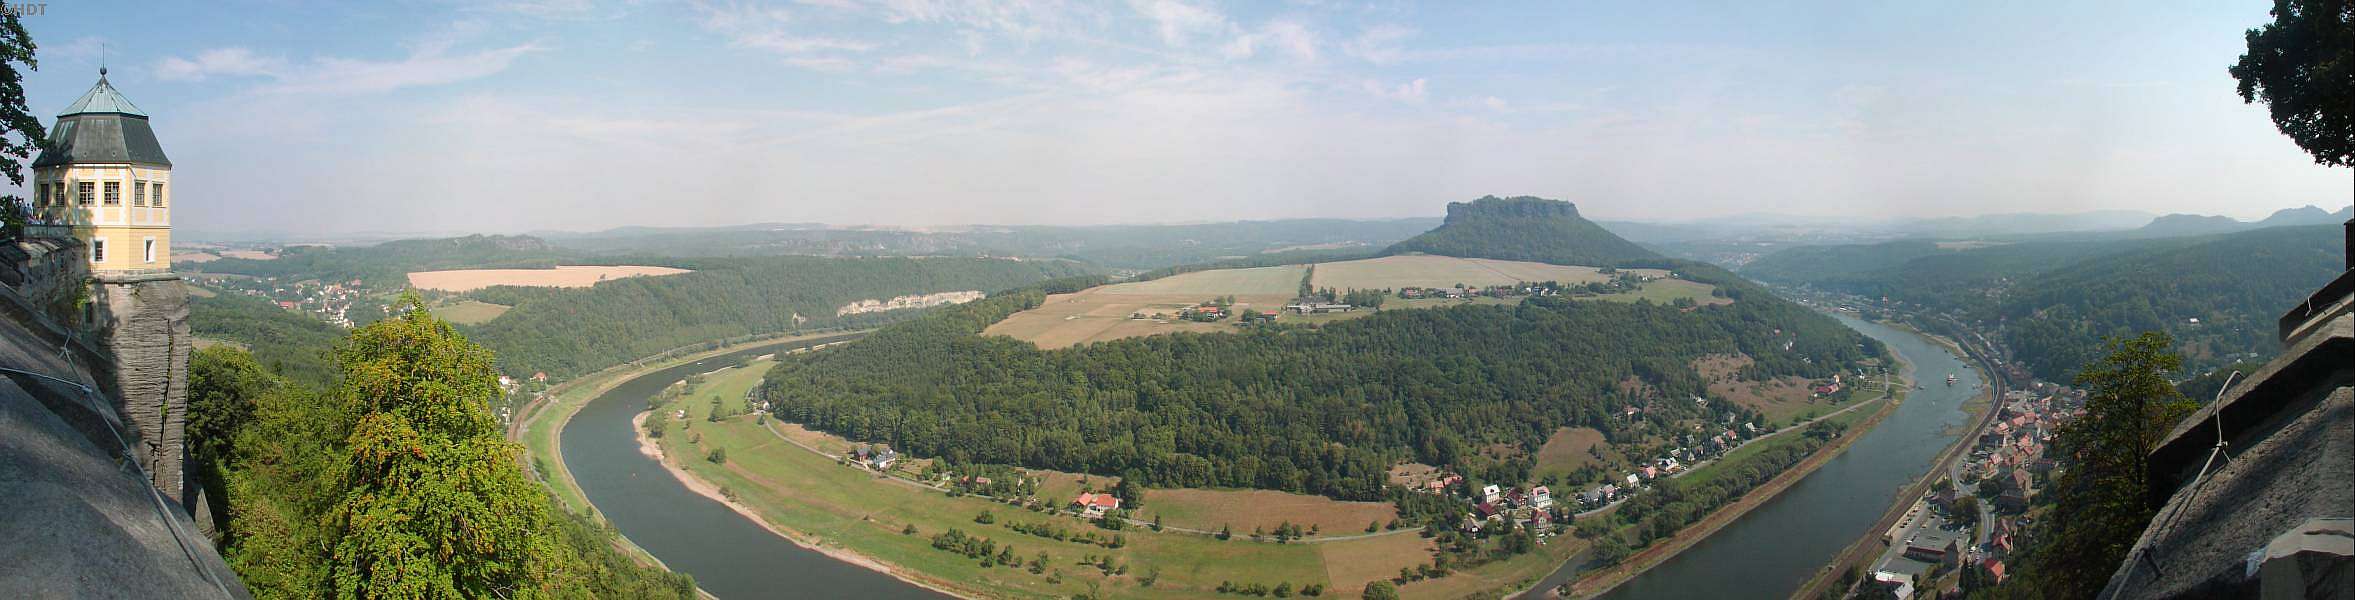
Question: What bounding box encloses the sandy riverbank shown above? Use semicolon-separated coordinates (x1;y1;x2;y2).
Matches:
631;411;972;600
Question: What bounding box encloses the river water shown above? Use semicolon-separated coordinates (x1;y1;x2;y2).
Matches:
560;334;944;600
1579;314;1984;599
566;315;1978;600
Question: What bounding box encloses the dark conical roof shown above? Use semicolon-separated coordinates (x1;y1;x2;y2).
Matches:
34;69;170;168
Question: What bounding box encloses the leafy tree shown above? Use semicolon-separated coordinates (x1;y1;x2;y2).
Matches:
2230;0;2355;166
321;296;573;598
1361;580;1399;600
0;2;40;239
2021;332;2197;599
193;297;692;598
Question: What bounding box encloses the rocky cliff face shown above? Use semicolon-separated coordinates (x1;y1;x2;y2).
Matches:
0;239;242;598
1440;195;1582;223
92;276;193;504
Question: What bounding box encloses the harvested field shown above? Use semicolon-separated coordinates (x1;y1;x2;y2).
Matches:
405;265;690;292
1309;255;1615;291
1317;532;1434;597
172;252;220;263
1532;426;1614;481
983;265;1303;348
1142;488;1398;535
1694;354;1823;424
768;422;858;457
1597;278;1728;306
432;300;511;324
1385;463;1442;488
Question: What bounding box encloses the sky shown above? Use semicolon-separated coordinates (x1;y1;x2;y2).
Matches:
12;1;2349;236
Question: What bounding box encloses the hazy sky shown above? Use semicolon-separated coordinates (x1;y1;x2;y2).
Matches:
15;1;2349;235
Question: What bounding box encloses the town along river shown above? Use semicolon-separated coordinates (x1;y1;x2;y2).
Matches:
1530;313;1986;599
560;334;944;600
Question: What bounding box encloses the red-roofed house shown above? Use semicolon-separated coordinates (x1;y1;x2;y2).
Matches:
1073;492;1122;518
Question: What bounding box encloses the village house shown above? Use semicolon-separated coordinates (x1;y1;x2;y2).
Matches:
852;446;898;470
1072;492;1122;518
1530;485;1552;509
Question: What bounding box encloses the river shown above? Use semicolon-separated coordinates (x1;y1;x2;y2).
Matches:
559;335;944;600
1576;313;1985;599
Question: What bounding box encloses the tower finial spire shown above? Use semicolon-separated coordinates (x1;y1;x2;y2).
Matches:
99;43;107;77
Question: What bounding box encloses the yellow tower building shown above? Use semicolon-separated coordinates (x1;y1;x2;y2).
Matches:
32;67;172;274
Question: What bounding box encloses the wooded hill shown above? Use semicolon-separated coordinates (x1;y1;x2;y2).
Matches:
759;200;1880;500
462;256;1096;379
190;235;571;288
1741;225;2345;380
541;219;1441;270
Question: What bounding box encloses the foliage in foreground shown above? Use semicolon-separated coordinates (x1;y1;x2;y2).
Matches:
189;300;693;599
1971;332;2197;600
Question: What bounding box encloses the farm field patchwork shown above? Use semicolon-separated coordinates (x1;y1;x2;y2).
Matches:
1309;255;1650;291
983;265;1304;348
406;265;691;292
651;360;1466;598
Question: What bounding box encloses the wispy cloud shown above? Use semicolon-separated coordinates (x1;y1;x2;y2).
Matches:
1130;0;1232;47
1342;24;1412;65
1363;77;1428;104
152;42;537;95
155;47;286;81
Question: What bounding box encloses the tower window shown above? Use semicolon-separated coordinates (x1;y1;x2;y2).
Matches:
133;181;146;207
33;182;44;209
76;182;92;206
103;181;119;206
91;238;104;263
144;238;156;263
153;183;164;208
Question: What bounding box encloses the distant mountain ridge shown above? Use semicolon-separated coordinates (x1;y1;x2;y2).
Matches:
2127;204;2351;238
1384;196;1662;266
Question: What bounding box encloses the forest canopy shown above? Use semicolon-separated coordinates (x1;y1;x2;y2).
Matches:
762;269;1877;500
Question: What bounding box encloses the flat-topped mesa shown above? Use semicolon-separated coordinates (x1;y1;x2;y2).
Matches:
1385;195;1660;267
1441;195;1583;223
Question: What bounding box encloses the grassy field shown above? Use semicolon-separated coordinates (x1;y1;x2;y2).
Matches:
1308;255;1621;291
406;265;691;292
1592;278;1726;306
1142;488;1398;534
646;358;1481;599
983;266;1303;348
1531;427;1614;483
1117;265;1307;296
432;299;511;324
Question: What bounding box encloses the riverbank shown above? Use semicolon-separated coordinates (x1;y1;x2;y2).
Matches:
633;411;973;599
510;331;869;586
514;330;863;515
1787;320;2001;600
1558;391;1901;599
